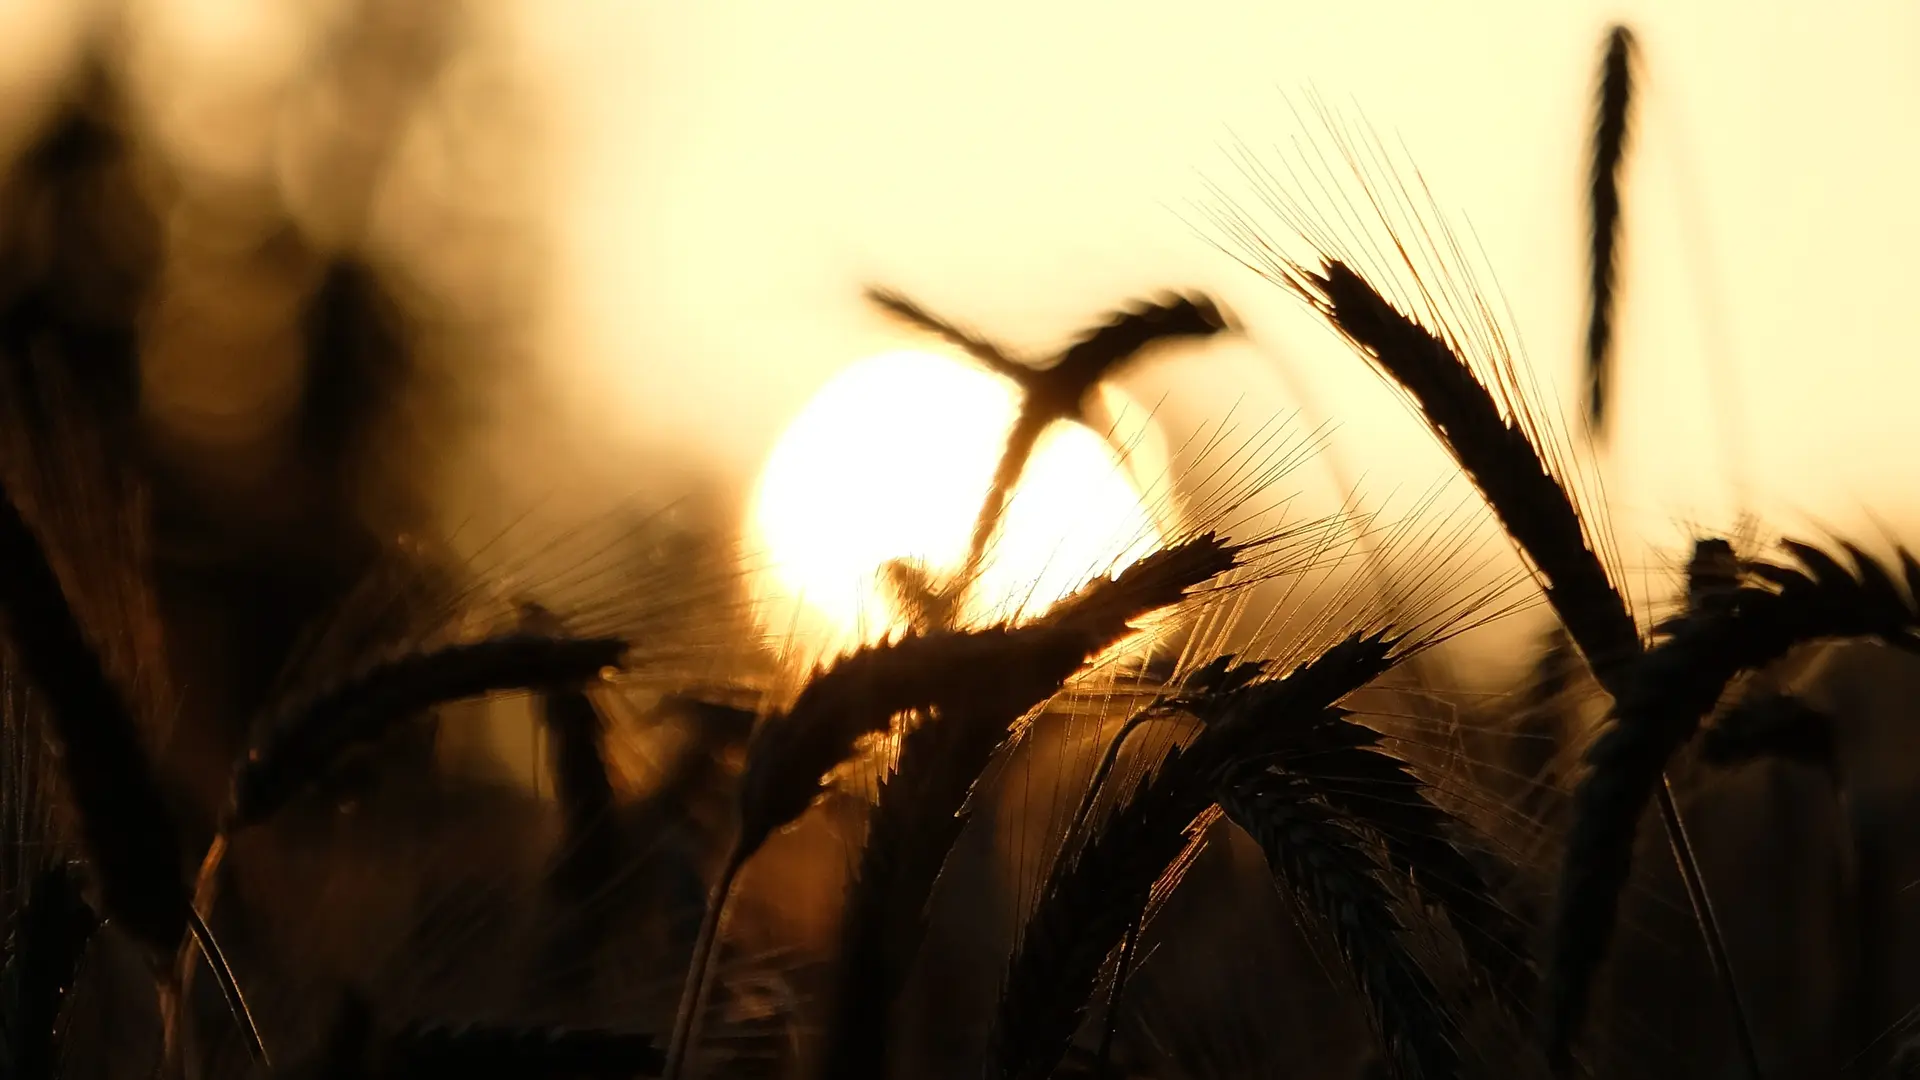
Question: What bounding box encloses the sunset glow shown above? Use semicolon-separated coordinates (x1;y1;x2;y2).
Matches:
749;349;1172;653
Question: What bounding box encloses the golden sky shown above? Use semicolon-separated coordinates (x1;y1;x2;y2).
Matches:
9;0;1920;635
529;0;1920;557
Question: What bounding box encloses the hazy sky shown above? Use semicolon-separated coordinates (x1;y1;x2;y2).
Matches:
8;0;1920;629
523;0;1920;561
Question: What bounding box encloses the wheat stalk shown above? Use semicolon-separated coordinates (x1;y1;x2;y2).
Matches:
667;536;1238;1079
1552;538;1920;1065
177;632;625;1069
865;287;1233;602
818;534;1238;1079
1221;221;1755;1071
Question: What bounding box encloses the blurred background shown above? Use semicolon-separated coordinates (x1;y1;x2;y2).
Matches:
2;2;1917;1077
534;0;1920;564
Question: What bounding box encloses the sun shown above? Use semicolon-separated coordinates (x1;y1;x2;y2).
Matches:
749;349;1173;654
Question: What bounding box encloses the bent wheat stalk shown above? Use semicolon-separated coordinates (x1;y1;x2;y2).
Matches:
987;632;1399;1080
1265;252;1755;1075
817;534;1239;1080
668;535;1239;1080
177;632;625;1070
229;633;627;828
866;287;1233;605
1221;772;1458;1080
1556;539;1920;1066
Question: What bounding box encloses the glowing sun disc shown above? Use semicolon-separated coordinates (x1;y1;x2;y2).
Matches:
749;349;1172;652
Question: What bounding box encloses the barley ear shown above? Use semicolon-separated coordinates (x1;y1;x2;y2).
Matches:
819;534;1238;1079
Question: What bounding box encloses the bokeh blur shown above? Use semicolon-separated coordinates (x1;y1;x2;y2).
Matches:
3;2;1918;1077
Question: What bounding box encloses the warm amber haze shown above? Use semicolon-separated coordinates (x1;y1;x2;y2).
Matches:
749;349;1170;653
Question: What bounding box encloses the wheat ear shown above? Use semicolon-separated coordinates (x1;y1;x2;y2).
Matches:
1221;773;1458;1080
818;535;1237;1079
986;633;1398;1080
1275;255;1752;1075
1585;24;1637;433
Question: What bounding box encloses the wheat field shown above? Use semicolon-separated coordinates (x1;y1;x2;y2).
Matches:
0;4;1917;1080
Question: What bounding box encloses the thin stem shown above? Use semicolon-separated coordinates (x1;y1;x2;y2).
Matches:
1095;916;1143;1078
1067;702;1174;1080
1655;779;1760;1078
186;909;269;1067
662;847;746;1080
956;410;1050;609
158;977;185;1080
170;832;269;1072
1837;785;1881;1078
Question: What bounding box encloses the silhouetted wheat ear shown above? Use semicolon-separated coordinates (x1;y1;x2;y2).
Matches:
230;633;627;828
669;558;1239;1080
1221;773;1458;1080
819;534;1239;1080
971;293;1231;565
1586;23;1637;433
986;726;1215;1080
387;1021;664;1080
733;533;1235;866
863;285;1030;380
1045;292;1235;407
1547;538;1920;1066
1241;711;1533;1014
0;865;98;1080
868;285;1234;591
986;632;1398;1080
1062;654;1263;850
0;476;187;956
1293;259;1640;679
1275;254;1761;1069
883;557;959;633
